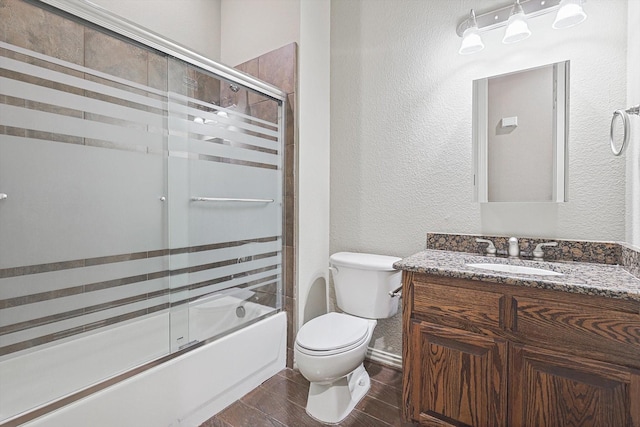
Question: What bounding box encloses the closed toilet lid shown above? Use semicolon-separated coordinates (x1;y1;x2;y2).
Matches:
296;312;370;352
329;252;401;271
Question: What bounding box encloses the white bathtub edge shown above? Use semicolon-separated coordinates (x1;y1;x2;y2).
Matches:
180;312;287;427
24;312;287;427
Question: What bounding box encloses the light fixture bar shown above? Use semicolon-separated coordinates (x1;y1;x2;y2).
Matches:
456;0;569;37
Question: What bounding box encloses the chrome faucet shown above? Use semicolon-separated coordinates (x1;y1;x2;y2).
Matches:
533;241;558;261
508;237;520;258
476;238;497;256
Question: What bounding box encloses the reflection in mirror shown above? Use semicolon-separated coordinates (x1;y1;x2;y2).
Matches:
473;61;569;203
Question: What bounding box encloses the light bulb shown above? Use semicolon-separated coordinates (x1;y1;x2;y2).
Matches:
553;0;587;29
503;1;531;44
458;9;484;55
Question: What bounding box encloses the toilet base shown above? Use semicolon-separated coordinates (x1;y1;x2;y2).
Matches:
305;363;370;424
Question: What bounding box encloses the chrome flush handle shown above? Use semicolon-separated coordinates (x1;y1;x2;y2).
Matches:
389;285;402;298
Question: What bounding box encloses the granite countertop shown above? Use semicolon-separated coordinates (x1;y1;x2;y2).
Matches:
394;249;640;303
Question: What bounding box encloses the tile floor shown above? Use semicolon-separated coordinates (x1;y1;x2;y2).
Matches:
200;361;418;427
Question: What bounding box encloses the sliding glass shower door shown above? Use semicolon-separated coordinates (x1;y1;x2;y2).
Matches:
166;59;283;352
0;0;284;422
0;26;172;421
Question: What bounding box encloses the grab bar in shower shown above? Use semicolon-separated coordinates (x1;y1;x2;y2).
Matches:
191;197;274;203
610;104;640;156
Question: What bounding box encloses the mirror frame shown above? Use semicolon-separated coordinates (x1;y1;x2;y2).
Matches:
472;61;570;203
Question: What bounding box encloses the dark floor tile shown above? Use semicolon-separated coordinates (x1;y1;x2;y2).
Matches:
339;408;392;427
243;390;324;427
259;374;309;408
215;400;286;427
364;361;403;389
356;394;403;426
199;363;414;427
367;377;402;409
199;415;234;427
277;368;311;387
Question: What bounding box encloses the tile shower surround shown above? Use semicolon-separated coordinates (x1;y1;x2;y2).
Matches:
229;43;298;368
427;232;639;277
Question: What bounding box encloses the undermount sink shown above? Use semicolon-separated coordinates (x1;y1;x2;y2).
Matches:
466;263;563;276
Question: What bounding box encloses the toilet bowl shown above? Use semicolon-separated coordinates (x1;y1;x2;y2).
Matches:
294;313;376;424
295;312;376;383
294;252;401;424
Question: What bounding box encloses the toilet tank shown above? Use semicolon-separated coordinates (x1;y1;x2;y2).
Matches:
329;252;402;319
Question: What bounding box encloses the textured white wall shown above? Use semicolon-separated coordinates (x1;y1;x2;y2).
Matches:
298;0;331;327
89;0;221;61
219;0;331;332
627;0;640;248
330;0;629;357
220;0;300;66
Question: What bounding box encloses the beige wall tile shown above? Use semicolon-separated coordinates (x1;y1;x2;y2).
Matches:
0;0;83;65
258;43;296;95
84;28;148;85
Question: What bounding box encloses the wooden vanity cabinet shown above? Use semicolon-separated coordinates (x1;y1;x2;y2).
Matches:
509;344;640;427
402;272;640;427
405;321;508;426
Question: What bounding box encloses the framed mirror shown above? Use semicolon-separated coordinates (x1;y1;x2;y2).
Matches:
473;61;569;203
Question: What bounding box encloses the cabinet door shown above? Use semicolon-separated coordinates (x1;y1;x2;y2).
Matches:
510;344;640;427
406;321;507;426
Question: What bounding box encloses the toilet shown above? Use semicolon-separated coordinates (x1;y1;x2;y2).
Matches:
294;252;402;424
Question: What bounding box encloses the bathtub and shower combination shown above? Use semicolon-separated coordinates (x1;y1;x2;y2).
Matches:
0;1;288;425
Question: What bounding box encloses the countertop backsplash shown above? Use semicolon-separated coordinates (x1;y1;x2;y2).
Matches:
426;232;639;279
621;243;640;279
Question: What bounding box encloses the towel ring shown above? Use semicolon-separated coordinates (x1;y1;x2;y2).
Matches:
610;105;640;156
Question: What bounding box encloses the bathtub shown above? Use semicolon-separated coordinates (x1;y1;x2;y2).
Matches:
1;310;286;427
188;291;274;342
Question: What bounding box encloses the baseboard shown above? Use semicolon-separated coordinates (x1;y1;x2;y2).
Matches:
365;347;402;370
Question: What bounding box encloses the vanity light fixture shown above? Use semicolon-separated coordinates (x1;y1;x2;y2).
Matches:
456;0;587;54
502;0;531;44
459;9;485;55
552;0;587;29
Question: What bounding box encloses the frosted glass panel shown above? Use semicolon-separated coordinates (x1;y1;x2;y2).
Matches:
188;162;282;243
0;2;284;422
166;59;283;349
0;137;166;266
0;19;171;421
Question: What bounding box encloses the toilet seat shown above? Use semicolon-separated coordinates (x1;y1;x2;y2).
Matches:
295;312;370;356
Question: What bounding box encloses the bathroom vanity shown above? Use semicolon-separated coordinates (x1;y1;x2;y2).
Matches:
396;250;640;427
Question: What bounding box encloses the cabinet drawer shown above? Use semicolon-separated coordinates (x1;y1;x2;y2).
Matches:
513;296;640;368
413;278;505;330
